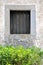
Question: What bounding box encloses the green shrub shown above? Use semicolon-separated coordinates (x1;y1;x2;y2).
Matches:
0;45;43;65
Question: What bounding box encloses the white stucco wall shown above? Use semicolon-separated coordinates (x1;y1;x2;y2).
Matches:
0;0;43;48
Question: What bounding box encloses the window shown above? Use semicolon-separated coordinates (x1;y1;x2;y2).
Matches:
10;10;30;34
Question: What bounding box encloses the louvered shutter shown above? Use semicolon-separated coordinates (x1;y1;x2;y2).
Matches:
10;11;30;34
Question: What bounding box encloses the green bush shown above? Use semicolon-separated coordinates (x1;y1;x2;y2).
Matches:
0;45;43;65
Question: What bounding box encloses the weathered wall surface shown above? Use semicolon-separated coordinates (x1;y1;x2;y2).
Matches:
38;0;43;48
0;1;4;45
0;0;43;48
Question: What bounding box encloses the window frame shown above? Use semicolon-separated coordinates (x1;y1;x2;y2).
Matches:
5;5;36;36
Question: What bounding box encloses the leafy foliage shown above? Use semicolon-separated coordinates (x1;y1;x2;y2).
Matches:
0;45;43;65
